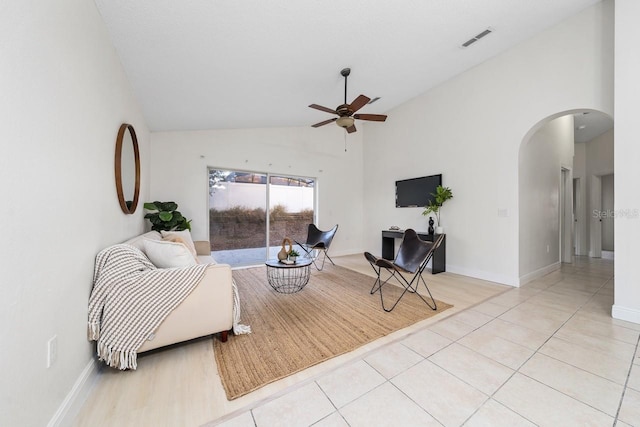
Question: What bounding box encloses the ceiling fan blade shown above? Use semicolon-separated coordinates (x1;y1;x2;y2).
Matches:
348;95;371;113
309;104;338;115
346;124;357;134
354;113;387;122
311;117;338;128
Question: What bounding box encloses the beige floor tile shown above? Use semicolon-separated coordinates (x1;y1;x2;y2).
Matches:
493;373;613;426
364;342;424;379
630;365;640;392
519;353;623;416
401;328;453;357
312;412;349;427
428;343;514;395
577;309;640;332
498;303;572;334
554;323;637;362
429;318;476;341
464;399;536;427
479;318;550;350
214;411;255;427
458;328;534;370
316;360;386;408
472;300;511;317
452;309;494;328
538;337;630;384
525;292;587;314
392;360;487;427
252;382;335;427
339;382;440;427
618;388;640;426
489;291;531;308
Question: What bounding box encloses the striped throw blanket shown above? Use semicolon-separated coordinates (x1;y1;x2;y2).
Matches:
88;244;208;370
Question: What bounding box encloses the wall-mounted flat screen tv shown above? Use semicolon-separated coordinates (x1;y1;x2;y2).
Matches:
395;174;442;208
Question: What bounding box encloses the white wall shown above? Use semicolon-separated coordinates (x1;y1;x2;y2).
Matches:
150;127;364;255
613;0;640;323
0;1;150;425
210;182;314;212
519;116;575;280
573;143;588;255
601;174;614;251
574;129;614;257
362;1;614;286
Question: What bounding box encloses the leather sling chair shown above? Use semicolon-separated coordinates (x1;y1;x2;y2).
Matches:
364;229;444;312
295;224;339;271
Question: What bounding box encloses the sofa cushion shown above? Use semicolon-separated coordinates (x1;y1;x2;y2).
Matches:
161;230;197;257
125;231;161;253
143;238;197;268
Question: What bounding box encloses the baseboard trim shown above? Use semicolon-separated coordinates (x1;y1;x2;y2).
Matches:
612;304;640;325
47;358;99;427
519;262;561;287
445;265;518;287
602;250;614;260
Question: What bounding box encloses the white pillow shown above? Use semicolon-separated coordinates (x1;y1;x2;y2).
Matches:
143;238;197;269
160;230;197;257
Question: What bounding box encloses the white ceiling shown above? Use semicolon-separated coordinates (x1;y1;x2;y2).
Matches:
94;0;603;132
573;111;613;143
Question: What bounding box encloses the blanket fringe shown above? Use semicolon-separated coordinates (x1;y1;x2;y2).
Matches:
88;322;100;340
232;279;251;335
97;341;137;370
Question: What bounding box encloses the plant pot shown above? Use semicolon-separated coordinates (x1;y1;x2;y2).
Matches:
288;256;297;264
435;226;444;234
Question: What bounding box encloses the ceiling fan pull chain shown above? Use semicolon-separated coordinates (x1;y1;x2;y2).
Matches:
344;130;347;152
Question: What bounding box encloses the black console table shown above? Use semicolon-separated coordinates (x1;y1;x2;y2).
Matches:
381;230;446;274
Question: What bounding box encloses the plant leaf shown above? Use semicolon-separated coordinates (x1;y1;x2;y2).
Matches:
159;211;173;221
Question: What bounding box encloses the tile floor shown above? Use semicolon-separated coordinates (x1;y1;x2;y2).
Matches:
207;257;640;427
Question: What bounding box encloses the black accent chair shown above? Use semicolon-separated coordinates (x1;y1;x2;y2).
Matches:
364;229;444;312
295;224;338;271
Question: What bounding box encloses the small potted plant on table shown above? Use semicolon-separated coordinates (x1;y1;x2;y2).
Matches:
288;249;300;263
422;185;453;234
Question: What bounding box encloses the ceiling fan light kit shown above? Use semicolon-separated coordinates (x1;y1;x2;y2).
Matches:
309;68;387;134
336;116;355;128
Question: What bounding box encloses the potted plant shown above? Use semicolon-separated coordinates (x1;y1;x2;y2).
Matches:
288;248;300;263
422;185;453;234
143;201;192;231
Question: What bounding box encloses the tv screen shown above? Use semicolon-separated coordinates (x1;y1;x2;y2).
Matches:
395;174;442;208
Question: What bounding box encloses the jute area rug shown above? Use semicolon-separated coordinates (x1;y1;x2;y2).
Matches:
213;264;452;400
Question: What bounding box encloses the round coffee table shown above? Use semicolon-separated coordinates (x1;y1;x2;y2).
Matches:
265;258;313;293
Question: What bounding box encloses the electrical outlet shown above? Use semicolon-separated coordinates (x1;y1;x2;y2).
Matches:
47;335;58;368
546;245;550;253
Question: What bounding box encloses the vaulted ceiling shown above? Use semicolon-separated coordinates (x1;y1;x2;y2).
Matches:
95;0;602;132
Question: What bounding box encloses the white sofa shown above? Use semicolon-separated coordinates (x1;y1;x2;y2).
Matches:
123;231;234;352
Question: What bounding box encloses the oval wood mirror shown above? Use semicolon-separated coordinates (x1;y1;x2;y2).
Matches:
115;123;141;214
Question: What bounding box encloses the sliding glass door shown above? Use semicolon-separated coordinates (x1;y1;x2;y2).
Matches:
268;175;315;259
209;169;315;267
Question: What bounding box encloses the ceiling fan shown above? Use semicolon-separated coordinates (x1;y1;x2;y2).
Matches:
309;68;387;134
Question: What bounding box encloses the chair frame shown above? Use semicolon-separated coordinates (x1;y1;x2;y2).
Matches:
295;224;338;271
365;230;444;312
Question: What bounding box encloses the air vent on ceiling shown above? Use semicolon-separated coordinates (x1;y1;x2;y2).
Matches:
461;27;494;48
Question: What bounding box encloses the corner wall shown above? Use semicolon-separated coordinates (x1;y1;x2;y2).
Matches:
0;1;150;425
613;0;640;323
361;1;613;286
519;116;575;282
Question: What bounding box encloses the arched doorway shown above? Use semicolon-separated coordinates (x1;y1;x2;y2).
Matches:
518;109;613;285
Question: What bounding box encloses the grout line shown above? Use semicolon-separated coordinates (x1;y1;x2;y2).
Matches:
613;334;640;425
